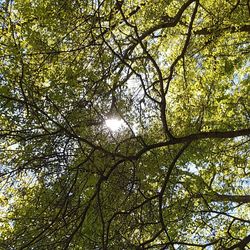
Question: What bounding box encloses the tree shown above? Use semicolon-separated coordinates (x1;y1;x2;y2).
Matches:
0;0;249;249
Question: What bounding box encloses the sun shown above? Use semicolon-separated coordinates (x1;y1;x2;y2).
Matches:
105;118;124;131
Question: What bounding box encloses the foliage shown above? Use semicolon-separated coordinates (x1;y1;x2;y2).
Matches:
0;0;250;249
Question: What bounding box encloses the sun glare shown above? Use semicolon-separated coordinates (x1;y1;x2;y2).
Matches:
105;118;124;131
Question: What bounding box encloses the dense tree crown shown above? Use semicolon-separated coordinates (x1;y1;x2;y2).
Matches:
0;0;249;249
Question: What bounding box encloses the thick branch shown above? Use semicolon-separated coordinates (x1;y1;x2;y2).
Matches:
194;24;250;35
195;193;250;203
124;0;196;58
133;128;250;159
226;234;250;250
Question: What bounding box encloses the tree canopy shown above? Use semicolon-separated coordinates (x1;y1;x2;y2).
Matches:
0;0;250;249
